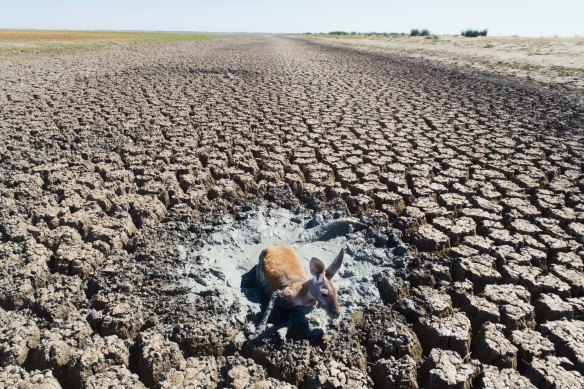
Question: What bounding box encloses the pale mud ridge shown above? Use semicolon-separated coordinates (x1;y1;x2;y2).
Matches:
0;35;583;388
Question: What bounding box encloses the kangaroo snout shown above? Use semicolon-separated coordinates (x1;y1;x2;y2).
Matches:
326;301;341;318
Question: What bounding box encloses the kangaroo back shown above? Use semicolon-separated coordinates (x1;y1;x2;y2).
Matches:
257;245;306;292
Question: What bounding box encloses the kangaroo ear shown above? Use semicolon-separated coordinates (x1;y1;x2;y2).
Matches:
310;257;326;280
326;248;345;279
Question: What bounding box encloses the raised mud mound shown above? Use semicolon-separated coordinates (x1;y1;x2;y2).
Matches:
1;35;583;388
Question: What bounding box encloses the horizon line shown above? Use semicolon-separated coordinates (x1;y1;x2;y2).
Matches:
0;28;581;38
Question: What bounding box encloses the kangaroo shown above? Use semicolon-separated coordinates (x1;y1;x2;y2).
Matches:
256;245;345;331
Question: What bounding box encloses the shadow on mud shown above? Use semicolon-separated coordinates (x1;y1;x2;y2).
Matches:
240;264;325;342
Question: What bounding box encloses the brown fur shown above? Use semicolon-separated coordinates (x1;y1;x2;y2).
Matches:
262;245;306;291
259;244;344;315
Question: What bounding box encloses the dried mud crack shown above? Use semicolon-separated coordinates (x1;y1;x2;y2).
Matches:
1;35;583;388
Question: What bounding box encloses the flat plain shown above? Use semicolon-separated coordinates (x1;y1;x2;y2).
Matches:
0;32;583;388
307;34;584;91
0;30;213;53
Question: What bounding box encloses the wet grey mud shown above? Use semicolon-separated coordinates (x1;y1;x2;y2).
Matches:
189;205;402;335
1;35;583;388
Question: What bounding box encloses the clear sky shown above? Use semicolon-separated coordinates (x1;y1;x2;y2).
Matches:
1;0;582;37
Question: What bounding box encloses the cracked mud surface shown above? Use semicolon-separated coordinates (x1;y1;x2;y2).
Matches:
1;35;583;388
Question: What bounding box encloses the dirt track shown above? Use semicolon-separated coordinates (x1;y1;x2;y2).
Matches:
1;35;583;388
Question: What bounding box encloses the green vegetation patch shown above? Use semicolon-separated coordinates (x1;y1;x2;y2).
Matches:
0;30;216;54
496;61;542;71
550;65;584;77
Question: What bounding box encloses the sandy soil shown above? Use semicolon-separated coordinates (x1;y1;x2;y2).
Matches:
307;35;584;93
0;35;583;388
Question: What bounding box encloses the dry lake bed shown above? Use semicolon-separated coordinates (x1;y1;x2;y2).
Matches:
0;32;583;388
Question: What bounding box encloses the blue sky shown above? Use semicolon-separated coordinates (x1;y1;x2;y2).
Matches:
1;0;582;37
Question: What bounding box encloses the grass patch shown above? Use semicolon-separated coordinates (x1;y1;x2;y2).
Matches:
424;35;440;45
0;42;109;54
550;65;584;77
0;30;214;42
496;61;542;71
484;43;495;48
0;30;215;54
519;47;546;56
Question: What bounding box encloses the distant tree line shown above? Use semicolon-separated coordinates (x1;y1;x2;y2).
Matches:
310;28;488;38
324;31;407;36
328;31;355;35
461;29;488;37
410;29;430;36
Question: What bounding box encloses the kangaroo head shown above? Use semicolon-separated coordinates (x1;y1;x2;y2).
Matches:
308;248;345;317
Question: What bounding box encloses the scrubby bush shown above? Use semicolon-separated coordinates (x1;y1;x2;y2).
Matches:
461;29;488;37
329;31;349;35
411;29;430;36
